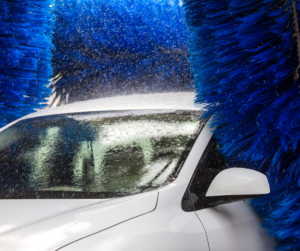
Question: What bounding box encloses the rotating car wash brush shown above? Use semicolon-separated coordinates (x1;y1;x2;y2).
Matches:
183;0;300;249
0;0;54;127
50;0;192;106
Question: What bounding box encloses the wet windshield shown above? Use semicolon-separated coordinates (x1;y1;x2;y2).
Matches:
0;110;204;199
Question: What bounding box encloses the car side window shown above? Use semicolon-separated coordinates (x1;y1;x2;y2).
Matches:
182;136;229;211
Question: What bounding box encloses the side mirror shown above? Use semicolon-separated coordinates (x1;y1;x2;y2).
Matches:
206;168;270;197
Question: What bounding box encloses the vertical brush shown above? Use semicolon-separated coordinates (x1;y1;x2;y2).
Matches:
183;0;300;250
0;0;54;126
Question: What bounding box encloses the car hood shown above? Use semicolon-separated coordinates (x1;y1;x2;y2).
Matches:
0;191;158;251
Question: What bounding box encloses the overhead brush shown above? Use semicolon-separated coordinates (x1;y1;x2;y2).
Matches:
51;0;192;106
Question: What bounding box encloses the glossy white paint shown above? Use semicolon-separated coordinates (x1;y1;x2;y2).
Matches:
179;118;213;180
59;175;209;251
0;199;109;236
195;200;275;251
59;118;274;251
0;191;158;251
0;92;198;134
58;124;212;251
0;93;275;251
206;168;270;197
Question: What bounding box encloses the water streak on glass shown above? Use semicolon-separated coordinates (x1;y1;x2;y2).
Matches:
0;110;202;198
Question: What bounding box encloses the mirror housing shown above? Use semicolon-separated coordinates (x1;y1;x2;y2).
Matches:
206;168;270;197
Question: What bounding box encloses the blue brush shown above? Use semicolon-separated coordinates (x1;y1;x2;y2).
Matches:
183;0;300;250
0;0;54;127
252;177;300;251
51;0;192;105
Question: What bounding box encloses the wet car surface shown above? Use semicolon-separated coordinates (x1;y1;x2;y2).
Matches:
0;92;275;251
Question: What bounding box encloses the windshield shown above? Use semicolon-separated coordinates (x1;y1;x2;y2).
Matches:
0;110;204;199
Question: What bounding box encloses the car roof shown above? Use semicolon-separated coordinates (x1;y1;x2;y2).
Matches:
28;92;199;118
0;92;201;132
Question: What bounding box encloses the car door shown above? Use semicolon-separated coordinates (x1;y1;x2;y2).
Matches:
182;137;275;251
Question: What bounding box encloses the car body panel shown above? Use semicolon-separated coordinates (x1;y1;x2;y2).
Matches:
0;191;158;251
59;175;209;251
0;92;275;251
179;118;213;180
195;200;275;251
0;92;199;134
58;128;212;250
0;199;109;236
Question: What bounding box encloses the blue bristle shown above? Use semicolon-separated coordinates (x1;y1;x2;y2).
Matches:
183;0;300;250
0;0;54;127
51;0;192;105
251;177;300;251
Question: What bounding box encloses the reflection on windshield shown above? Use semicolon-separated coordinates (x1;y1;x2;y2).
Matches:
0;110;203;198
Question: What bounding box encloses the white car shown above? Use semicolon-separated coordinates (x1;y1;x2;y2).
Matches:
0;92;274;251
